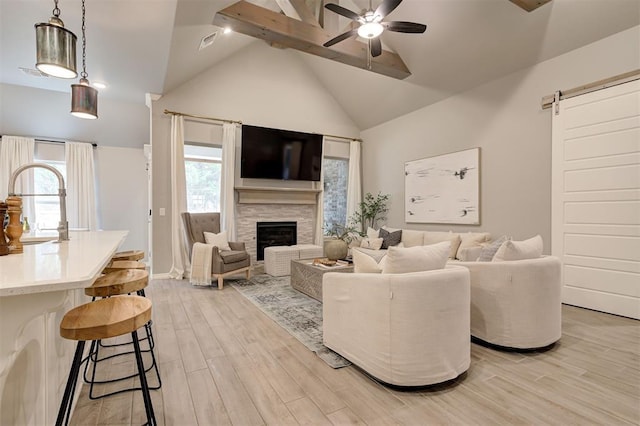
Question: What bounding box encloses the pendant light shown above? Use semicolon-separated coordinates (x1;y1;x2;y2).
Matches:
71;0;98;119
35;0;77;78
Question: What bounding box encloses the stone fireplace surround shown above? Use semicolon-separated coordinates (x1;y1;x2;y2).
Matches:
236;203;317;265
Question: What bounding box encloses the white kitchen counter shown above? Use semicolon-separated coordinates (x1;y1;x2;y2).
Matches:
0;230;129;425
0;230;128;296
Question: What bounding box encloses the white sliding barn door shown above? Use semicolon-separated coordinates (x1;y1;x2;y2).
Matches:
552;79;640;319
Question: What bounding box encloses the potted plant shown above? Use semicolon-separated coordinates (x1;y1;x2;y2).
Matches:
323;222;359;260
350;192;390;233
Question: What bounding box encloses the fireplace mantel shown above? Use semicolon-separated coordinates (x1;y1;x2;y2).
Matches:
235;186;321;205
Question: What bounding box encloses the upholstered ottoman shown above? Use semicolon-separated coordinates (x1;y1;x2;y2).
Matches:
264;246;300;276
294;244;324;259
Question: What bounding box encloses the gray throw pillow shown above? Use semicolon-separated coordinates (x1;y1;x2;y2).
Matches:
477;235;508;261
379;228;402;249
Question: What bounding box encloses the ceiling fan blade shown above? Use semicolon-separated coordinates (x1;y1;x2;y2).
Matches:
323;29;358;47
370;37;382;57
324;3;361;21
375;0;403;19
385;21;427;33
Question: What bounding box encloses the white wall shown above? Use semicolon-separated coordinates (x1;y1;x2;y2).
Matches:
361;26;640;251
0;83;149;148
151;41;361;274
94;146;148;255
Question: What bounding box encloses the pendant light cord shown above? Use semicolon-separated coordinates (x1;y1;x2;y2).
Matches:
52;0;60;18
80;0;87;80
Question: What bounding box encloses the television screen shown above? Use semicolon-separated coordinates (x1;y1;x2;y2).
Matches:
240;125;323;181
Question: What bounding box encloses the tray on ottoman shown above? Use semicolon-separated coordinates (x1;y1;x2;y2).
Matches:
290;258;354;302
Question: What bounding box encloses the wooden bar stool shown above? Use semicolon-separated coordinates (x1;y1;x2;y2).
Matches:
103;260;146;274
56;296;157;426
112;249;145;261
83;269;161;399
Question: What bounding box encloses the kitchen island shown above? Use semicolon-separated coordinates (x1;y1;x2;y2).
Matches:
0;230;128;425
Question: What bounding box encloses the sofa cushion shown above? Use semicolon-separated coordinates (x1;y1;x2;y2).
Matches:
352;248;387;273
360;237;383;250
203;231;231;251
493;235;543;261
220;250;249;264
379;228;402;249
457;232;491;259
477;235;507;261
382;241;450;274
400;229;425;247
424;231;461;259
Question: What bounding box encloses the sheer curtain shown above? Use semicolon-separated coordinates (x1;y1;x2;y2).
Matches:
220;123;236;240
314;137;326;246
65;142;98;230
346;140;362;224
168;115;189;279
0;136;35;222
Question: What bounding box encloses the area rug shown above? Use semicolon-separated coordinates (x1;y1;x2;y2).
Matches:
229;274;351;369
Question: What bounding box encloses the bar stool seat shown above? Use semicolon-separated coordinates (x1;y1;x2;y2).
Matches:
103;260;146;274
86;269;148;298
112;249;145;261
56;296;156;426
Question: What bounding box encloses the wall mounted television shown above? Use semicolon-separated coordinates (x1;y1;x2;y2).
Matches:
240;124;323;181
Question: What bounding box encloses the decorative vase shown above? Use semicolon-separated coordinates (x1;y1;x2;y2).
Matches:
324;239;348;261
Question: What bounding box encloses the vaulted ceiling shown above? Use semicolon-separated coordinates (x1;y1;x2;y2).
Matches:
1;0;639;130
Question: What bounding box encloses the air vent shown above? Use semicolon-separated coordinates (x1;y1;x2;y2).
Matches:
199;31;218;51
19;67;49;77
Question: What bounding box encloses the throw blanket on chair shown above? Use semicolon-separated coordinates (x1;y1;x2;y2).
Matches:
190;242;212;286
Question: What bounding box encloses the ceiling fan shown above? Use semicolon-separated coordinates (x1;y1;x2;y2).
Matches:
322;0;427;58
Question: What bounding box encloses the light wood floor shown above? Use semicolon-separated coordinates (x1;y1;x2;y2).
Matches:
70;277;640;425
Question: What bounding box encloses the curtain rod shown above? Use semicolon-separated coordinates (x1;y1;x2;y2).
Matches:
323;133;362;142
163;109;242;125
163;109;362;142
0;135;97;148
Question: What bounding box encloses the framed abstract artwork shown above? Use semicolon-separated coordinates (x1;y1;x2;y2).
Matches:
404;148;480;224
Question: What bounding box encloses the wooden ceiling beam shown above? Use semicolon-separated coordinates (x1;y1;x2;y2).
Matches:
213;0;411;80
509;0;552;12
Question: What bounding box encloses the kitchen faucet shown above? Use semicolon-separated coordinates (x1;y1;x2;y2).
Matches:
8;163;69;242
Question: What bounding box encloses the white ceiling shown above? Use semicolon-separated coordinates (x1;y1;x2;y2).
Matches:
1;0;639;130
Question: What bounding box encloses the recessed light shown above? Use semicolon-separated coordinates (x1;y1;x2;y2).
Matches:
92;81;107;89
223;27;232;34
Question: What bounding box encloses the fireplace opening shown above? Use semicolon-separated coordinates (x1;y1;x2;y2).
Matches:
256;221;297;261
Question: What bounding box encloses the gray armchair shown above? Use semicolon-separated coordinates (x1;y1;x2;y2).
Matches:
181;212;251;289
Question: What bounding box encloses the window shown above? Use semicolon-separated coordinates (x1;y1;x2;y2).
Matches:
184;144;222;212
323;157;349;232
33;160;66;230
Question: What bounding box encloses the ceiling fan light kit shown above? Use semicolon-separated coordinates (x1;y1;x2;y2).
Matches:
34;0;77;79
70;0;98;119
323;0;426;59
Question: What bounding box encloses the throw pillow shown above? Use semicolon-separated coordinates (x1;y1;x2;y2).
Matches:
352;248;387;273
477;235;507;261
424;231;461;259
493;235;543;261
203;231;231;251
379;228;402;249
382;241;450;274
366;227;379;240
360;237;384;250
456;232;491;259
